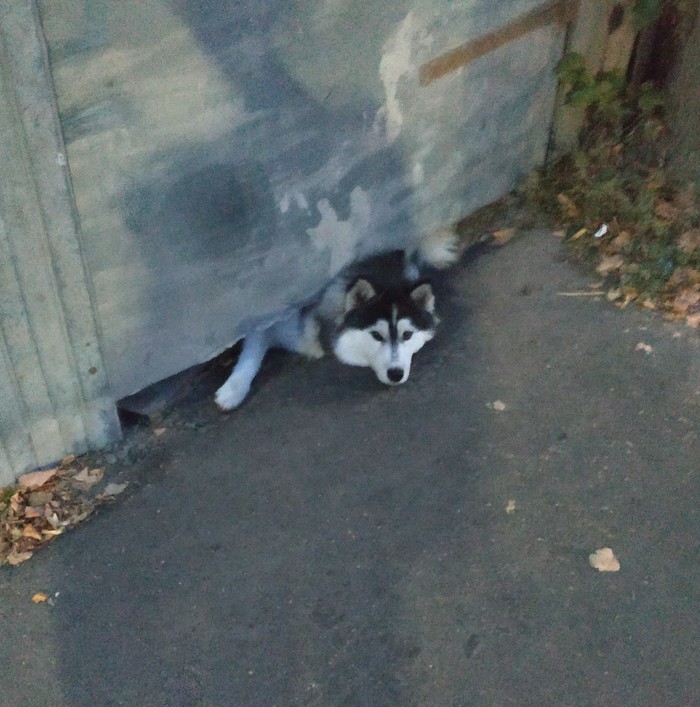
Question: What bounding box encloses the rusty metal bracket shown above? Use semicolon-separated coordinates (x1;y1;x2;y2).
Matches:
419;0;580;86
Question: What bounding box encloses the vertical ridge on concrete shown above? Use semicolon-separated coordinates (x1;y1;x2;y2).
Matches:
0;315;36;474
0;0;120;484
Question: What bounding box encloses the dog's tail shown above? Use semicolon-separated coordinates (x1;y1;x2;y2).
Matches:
415;227;462;270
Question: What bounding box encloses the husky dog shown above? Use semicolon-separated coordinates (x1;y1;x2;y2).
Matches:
215;229;460;410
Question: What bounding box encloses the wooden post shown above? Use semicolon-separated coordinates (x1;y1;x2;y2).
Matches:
549;1;640;155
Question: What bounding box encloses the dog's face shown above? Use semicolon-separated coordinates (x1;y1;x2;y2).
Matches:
333;278;437;385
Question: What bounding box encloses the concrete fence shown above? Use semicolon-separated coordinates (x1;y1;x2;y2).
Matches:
0;1;120;482
0;0;633;483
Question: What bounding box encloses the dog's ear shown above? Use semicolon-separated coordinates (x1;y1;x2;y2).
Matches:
409;282;435;313
345;278;376;312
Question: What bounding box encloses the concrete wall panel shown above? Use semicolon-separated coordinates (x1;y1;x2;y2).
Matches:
33;0;568;401
0;0;121;484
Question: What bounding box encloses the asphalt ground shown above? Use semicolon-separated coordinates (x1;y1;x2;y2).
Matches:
1;231;698;706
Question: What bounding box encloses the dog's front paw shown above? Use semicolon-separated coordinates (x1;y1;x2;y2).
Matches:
215;377;251;411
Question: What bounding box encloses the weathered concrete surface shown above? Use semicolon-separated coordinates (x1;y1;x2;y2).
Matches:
37;0;564;398
0;1;120;484
1;231;698;706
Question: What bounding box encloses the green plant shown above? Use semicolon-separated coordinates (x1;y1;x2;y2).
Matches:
556;53;626;119
556;52;664;134
632;0;663;28
523;51;700;322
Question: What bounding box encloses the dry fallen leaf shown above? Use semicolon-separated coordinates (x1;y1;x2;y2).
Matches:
67;509;92;525
28;490;52;507
2;452;121;567
556;193;579;218
102;482;128;497
596;255;625;275
608;231;633;253
32;592;49;604
666;267;700;289
18;468;58;490
678;229;700;254
687;313;700;328
492;228;516;245
22;526;43;541
505;499;516;514
9;527;22;541
589;547;620;572
655;200;680;221
672;290;700;315
71;467;104;490
6;549;33;566
675;185;696;212
41;529;64;537
635;342;653;354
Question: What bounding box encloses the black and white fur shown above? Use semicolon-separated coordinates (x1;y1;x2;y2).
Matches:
215;229;460;410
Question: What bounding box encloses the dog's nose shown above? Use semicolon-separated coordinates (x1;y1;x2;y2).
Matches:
387;367;404;383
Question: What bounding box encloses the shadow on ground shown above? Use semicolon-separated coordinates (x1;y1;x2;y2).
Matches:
1;232;698;706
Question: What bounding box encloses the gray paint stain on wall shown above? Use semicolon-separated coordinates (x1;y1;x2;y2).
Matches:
308;187;372;276
37;0;564;398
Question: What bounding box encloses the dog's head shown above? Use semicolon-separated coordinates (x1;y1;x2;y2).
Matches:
333;278;438;385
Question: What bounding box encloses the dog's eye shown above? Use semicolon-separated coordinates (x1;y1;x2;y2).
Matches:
401;331;413;341
370;331;384;342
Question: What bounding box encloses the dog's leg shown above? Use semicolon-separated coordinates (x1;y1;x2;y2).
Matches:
215;330;270;410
